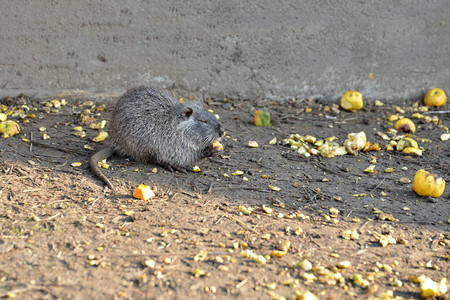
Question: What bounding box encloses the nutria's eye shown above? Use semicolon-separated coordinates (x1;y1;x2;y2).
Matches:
182;107;193;118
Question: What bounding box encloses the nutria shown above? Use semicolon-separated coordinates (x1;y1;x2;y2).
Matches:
90;87;224;190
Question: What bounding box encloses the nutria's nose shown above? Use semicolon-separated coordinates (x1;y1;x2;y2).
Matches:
218;123;224;136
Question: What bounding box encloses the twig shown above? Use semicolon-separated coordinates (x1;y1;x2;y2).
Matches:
29;132;33;152
214;214;225;225
54;168;82;175
213;186;271;193
216;204;233;213
48;199;72;206
235;278;248;289
358;221;371;234
207;182;214;194
30;140;88;156
5;164;14;175
224;215;260;234
430;234;441;250
351;249;368;256
23;188;42;193
333;117;358;124
422;110;450;114
278;115;304;121
371;178;386;192
45;212;61;220
0;286;44;298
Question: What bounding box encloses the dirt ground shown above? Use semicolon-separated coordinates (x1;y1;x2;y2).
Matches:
0;92;448;300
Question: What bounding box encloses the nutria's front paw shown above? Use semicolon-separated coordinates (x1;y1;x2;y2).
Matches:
202;144;222;158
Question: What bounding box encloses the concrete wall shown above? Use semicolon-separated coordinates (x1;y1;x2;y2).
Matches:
1;1;449;102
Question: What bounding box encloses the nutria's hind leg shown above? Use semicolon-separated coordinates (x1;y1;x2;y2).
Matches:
161;162;188;174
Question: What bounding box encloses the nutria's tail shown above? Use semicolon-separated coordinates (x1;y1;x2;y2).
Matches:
89;147;115;190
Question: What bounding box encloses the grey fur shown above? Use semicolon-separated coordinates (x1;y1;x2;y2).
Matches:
90;86;224;190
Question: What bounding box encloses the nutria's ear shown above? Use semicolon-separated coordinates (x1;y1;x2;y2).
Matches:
182;107;193;119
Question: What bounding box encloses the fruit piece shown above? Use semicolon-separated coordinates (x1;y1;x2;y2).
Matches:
89;120;107;130
340;90;363;111
192;165;201;172
378;212;395;221
394;118;416;133
304;135;317;143
271;250;286;257
254;110;271;126
232;170;244;176
193;250;207;262
389;114;400;122
396;137;418;151
362;142;380;152
412;112;425;119
265;283;277;290
97;159;110;169
50;99;62;108
73;130;86;138
238;205;254;215
262;205;273;214
278;240;291;252
409;274;428;284
420;277;448;299
377;131;390;141
441;133;450;141
0;120;21;138
79;114;95;125
247;140;259;148
268;185;281;191
351;274;369;288
424;88;447;107
92;130;108;142
212;140;223;151
402;147;422;156
294;291;318;300
191;268;206;278
437;278;448;297
144;259;156;268
396;106;405;114
344;131;367;155
341;229;359;240
338;261;351;269
412;169;445;198
294;259;313;271
364;165;376;173
399;177;412;184
329;207;339;216
374;100;384;106
374;232;397;247
133;184;155;200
